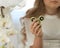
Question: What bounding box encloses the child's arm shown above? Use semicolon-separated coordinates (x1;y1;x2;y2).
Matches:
30;18;43;48
30;36;43;48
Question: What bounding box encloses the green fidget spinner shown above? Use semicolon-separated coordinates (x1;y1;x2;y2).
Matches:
31;16;44;22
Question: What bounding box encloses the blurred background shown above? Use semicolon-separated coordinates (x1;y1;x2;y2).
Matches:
11;0;35;32
0;0;35;48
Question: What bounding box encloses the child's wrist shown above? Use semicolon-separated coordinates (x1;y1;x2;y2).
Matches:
35;34;43;38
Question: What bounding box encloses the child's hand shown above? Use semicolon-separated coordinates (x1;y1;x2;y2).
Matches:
30;18;43;37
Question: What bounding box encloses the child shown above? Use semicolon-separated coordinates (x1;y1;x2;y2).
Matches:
20;0;60;48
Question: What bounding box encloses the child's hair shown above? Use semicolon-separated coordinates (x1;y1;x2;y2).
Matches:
23;0;60;18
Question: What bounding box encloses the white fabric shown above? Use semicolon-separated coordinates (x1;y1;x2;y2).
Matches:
41;14;60;40
0;0;25;48
0;6;19;48
0;0;24;8
21;14;60;48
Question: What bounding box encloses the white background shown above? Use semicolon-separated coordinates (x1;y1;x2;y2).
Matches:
11;0;35;31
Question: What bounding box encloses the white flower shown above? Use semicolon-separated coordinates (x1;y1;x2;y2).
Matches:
0;33;10;45
0;0;25;8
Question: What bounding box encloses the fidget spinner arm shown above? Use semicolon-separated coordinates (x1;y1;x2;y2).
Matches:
31;16;44;22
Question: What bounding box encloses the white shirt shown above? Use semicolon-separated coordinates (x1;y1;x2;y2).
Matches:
20;14;60;48
41;14;60;40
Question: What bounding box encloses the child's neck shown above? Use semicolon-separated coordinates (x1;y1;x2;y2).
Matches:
46;7;57;15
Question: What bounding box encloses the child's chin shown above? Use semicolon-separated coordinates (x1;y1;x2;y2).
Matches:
49;5;58;9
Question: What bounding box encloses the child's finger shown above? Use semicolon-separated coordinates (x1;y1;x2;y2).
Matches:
30;19;38;29
34;25;41;34
32;21;40;31
31;19;38;26
36;28;43;37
